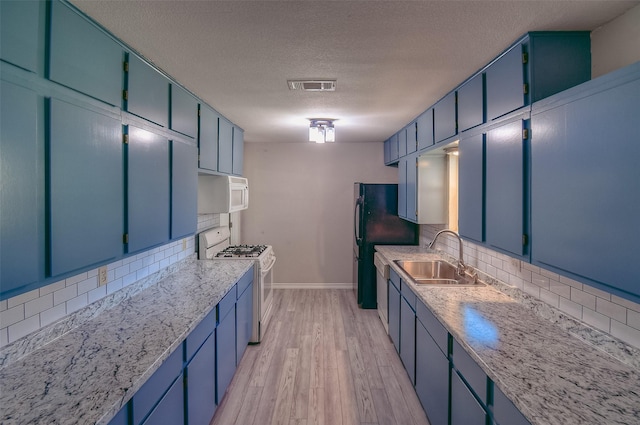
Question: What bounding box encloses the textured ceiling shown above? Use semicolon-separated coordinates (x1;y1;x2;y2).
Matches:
70;0;638;144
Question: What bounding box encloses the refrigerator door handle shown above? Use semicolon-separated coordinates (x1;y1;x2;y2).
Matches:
354;196;363;246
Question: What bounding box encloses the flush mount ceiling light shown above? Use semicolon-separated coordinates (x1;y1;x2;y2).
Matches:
288;80;337;92
309;119;336;144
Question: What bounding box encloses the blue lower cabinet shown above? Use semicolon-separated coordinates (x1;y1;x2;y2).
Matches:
236;281;253;365
186;334;216;425
216;292;237;403
492;383;531;425
415;320;449;425
133;348;183;425
450;370;487;425
388;277;401;354
108;405;128;425
399;292;416;385
141;373;184;425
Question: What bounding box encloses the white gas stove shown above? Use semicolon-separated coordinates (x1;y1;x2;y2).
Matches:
198;227;275;343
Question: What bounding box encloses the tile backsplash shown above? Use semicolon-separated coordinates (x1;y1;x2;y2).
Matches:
422;224;640;350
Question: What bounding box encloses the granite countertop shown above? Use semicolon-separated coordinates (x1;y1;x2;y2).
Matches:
0;258;254;425
375;245;640;425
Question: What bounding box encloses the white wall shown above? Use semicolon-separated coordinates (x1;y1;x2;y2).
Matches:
591;3;640;78
241;142;397;286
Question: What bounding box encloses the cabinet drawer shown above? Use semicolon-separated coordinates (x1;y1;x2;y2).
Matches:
416;299;448;357
236;266;254;299
185;307;216;362
133;347;183;424
452;338;487;403
140;372;184;425
492;384;531;425
389;269;401;291
218;285;236;323
400;279;416;310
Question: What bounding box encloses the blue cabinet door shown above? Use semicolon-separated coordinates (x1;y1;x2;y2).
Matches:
49;1;122;106
434;92;456;143
415;321;449;425
0;81;42;297
458;74;484;132
218;118;233;174
406;122;417;154
398;128;407;158
0;0;42;72
141;373;184;425
108;405;128;425
198;105;219;171
216;302;236;403
458;134;484;243
232;127;244;176
187;334;217;425
450;371;487;425
400;295;416;385
171;84;198;138
485;120;525;257
236;281;253;365
531;72;640;299
492;384;531;425
388;278;401;354
49;99;123;276
127;126;170;253
389;134;399;162
127;55;169;127
406;155;418;222
171;141;197;240
383;139;391;164
486;44;524;121
417;109;434;151
398;157;408;219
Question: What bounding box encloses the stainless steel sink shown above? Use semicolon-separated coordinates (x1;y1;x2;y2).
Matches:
394;260;484;286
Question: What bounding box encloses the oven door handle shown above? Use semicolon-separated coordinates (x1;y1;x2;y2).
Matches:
261;255;276;275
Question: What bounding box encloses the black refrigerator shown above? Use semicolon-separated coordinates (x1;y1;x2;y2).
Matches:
353;183;418;308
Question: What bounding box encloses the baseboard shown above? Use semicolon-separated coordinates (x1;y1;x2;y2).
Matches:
272;282;354;290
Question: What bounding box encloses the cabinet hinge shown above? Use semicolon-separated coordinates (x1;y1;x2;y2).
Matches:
522;234;528;246
522;129;529;140
123;90;128;100
523;83;529;95
123;234;129;244
123;134;129;144
123;61;129;72
522;52;528;64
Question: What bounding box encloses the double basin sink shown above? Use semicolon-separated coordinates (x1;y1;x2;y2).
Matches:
394;260;484;287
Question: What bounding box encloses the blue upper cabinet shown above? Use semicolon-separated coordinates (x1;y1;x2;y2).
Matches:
417;109;434;151
49;99;123;277
386;133;399;164
127;54;170;127
486;32;590;121
531;63;640;303
485;119;527;258
406;122;417;155
0;81;43;298
398;158;408;219
49;1;122;107
171;141;197;239
0;0;42;73
199;105;219;172
398;128;408;157
171;84;198;138
127;126;170;254
232;126;244;176
458;134;484;243
218;118;234;174
457;73;484;132
434;91;456;143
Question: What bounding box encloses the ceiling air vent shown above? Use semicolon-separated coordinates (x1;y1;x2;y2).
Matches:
287;80;336;92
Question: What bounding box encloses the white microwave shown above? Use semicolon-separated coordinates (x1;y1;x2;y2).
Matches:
198;175;249;213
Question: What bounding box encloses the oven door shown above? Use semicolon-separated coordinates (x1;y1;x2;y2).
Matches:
253;250;275;343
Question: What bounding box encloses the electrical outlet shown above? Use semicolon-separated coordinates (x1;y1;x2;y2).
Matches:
182;239;187;250
98;266;108;286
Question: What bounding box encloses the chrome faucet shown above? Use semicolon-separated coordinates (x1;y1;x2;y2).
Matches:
428;229;466;276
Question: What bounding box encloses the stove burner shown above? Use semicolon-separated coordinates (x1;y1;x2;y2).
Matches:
215;244;268;258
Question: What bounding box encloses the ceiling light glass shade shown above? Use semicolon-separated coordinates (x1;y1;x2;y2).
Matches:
309;125;320;142
325;125;335;142
308;119;336;143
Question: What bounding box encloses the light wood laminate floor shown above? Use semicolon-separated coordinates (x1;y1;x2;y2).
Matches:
211;289;430;425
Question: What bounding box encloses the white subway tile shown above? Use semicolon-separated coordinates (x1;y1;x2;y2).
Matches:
122;272;137;287
107;259;123;270
136;266;150;280
559;297;583;319
0;327;8;346
142;255;154;268
611;320;640;350
523;282;541;298
25;294;54;318
87;267;99;278
88;286;107;304
540;289;560;308
611;295;640;313
559;275;582;289
53;285;77;306
65;272;87;287
40;303;66;327
497;269;510;284
169;253;179;264
570;288;596;310
160;258;171;269
595;298;627;323
8;315;40;342
66;294;88;314
539;268;560;281
490;256;503;269
115;264;129;279
7;289;40;308
549;281;571;299
154;252;165;263
522;262;540;274
0;305;25;328
40;280;66;297
107;269;115;282
129;259;143;272
582;285;612;301
627;310;640;330
77;276;98;295
583;308;611;333
508;274;524;289
107;278;123;295
515;268;532;283
123;255;136;265
531;273;550;290
0;299;6;312
486;264;497;278
148;262;160;275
